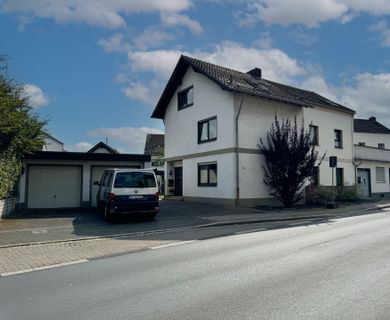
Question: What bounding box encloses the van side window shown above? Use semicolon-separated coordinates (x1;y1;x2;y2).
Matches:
100;173;107;185
106;173;113;187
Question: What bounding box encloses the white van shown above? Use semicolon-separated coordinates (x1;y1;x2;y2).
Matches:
95;169;159;221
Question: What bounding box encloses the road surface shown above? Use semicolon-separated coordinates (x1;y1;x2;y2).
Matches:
1;210;390;320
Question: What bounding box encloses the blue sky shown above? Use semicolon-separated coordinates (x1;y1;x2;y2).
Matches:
1;0;390;153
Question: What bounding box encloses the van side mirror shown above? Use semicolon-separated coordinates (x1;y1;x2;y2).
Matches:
93;181;100;186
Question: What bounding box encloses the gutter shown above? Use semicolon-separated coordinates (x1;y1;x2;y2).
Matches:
235;93;245;207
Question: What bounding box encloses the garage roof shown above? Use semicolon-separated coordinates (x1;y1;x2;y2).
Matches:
25;151;150;162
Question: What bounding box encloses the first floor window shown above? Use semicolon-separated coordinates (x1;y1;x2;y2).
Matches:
378;143;385;149
309;125;319;145
336;168;343;186
376;167;385;183
334;129;343;148
198;116;217;143
198;162;217;186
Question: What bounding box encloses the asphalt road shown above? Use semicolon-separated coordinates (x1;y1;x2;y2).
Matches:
1;210;390;320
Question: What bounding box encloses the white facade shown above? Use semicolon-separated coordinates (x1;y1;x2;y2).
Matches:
42;135;64;152
354;134;390;198
163;66;355;206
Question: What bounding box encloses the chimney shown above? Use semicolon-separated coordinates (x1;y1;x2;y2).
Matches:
369;116;376;121
247;68;262;79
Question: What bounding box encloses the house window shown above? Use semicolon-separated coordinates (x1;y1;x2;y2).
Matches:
198;163;217;186
376;167;385;183
309;125;319;145
178;86;193;110
309;166;319;185
378;143;385;149
336;168;344;186
334;129;343;148
358;142;366;146
198;116;217;143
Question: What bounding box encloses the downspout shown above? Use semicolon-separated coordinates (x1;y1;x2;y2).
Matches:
235;93;245;207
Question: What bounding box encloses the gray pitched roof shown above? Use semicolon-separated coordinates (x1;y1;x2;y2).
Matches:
354;117;390;134
151;55;355;119
144;134;164;156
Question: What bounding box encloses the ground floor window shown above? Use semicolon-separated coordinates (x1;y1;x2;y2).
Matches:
198;162;217;186
376;167;386;183
336;168;344;186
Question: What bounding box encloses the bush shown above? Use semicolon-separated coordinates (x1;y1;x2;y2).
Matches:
306;184;362;205
0;151;22;199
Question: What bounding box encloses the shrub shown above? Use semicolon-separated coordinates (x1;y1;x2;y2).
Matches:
0;151;22;198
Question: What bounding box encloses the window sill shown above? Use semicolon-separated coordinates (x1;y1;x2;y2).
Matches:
198;138;217;144
198;184;217;187
178;103;193;111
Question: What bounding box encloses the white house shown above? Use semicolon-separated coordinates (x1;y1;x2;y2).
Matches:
42;133;65;152
152;55;356;206
354;117;390;199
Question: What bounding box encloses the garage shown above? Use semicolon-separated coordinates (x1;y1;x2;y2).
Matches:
27;165;82;209
90;165;140;207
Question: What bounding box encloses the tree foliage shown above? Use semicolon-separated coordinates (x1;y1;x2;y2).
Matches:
259;116;318;207
0;55;47;198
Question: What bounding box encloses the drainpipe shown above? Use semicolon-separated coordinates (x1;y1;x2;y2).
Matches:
235;93;245;207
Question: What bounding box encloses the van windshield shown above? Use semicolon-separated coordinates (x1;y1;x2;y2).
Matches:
114;172;156;188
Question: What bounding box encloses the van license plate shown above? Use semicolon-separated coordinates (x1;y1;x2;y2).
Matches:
129;195;144;199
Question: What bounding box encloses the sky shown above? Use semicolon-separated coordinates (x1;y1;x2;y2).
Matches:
1;0;390;153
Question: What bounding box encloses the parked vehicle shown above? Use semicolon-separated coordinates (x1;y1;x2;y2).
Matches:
94;169;159;221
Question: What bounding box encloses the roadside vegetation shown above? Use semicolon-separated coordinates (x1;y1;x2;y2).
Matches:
259;116;318;208
0;55;47;199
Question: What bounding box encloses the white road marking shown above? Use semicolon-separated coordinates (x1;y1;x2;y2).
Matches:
31;230;47;234
0;259;88;277
149;240;197;250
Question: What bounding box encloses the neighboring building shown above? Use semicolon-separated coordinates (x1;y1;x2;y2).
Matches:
144;133;165;193
152;55;356;206
16;139;151;210
42;133;65;152
87;141;119;154
354;117;390;199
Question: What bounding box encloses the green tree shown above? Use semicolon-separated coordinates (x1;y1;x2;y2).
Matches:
0;55;47;198
259;116;317;208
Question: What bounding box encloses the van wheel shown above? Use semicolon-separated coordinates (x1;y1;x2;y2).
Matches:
104;206;113;222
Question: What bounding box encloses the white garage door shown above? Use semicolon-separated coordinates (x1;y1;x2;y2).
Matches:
28;166;82;209
90;166;139;207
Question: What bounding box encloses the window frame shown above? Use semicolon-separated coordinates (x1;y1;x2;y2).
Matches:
197;162;217;187
358;142;366;147
334;129;343;149
309;125;319;146
378;143;385;149
177;86;193;110
376;166;386;183
198;116;217;144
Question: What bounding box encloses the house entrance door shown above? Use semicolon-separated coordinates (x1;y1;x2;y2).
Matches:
174;167;183;196
357;169;370;197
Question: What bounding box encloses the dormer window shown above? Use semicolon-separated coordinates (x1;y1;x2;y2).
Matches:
178;86;193;110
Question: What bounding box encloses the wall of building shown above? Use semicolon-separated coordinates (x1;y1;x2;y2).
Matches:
42;136;64;152
355;132;390;149
164;67;235;159
358;161;390;195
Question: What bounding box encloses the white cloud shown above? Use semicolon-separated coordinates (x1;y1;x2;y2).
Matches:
65;142;93;152
126;41;306;83
122;80;162;106
253;31;273;48
97;33;129;52
132;27;173;50
240;0;390;28
161;12;203;35
2;0;192;29
23;84;50;107
88;126;164;153
370;20;390;47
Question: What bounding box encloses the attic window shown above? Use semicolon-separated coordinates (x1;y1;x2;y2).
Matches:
178;86;193;110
